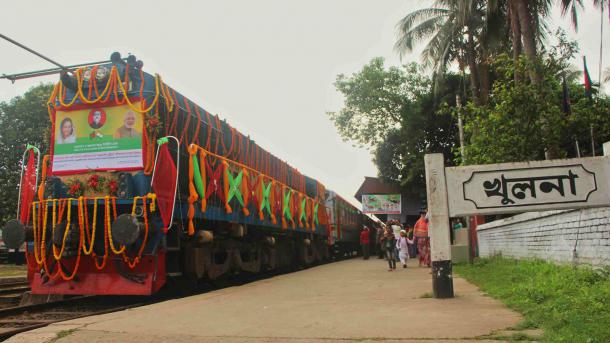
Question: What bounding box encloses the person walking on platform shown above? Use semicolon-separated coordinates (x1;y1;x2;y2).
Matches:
396;229;414;268
406;227;417;258
414;208;431;267
390;220;402;261
382;226;397;271
377;225;385;259
360;226;370;260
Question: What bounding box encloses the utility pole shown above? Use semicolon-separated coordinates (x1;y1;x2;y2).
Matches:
456;95;465;164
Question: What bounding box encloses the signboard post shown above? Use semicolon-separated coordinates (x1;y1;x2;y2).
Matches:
424;154;453;298
425;153;610;299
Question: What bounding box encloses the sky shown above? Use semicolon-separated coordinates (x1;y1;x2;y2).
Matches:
1;0;608;208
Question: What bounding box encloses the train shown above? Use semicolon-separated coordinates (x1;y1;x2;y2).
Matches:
1;52;379;295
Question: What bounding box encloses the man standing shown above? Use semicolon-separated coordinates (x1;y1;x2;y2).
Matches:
360;226;370;260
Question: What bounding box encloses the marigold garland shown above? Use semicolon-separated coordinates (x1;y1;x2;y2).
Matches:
107;196;125;255
122;195;150;268
52;199;72;260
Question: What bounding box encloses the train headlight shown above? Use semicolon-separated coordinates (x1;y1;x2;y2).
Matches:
2;219;25;250
111;214;141;246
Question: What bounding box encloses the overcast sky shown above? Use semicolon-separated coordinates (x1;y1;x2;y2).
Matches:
1;0;608;207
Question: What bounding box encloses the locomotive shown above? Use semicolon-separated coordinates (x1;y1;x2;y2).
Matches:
1;53;377;295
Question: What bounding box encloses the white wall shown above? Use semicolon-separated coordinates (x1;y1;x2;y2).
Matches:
477;208;610;266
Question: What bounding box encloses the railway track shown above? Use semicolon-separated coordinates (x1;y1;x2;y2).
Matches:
0;281;29;296
0;278;28;310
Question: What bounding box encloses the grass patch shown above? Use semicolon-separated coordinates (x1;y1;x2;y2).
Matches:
419;292;433;298
454;257;610;343
49;329;77;342
0;264;27;277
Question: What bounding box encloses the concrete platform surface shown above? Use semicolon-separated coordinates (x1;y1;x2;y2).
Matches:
7;259;522;342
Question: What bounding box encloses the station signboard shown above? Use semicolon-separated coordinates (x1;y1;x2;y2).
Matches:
362;194;401;214
444;157;610;217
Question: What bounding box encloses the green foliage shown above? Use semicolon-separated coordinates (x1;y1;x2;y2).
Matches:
0;84;53;224
455;257;610;343
329;57;428;147
460;33;610;164
328;58;459;197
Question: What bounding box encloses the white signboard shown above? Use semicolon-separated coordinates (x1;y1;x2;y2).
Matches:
362;194;401;214
445;157;610;217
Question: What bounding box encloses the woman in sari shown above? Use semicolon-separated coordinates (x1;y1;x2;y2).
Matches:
413;208;430;267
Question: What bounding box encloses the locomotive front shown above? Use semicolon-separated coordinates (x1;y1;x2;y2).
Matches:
2;52;335;295
1;53;170;295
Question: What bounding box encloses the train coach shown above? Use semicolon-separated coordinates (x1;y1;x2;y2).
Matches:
1;53;375;296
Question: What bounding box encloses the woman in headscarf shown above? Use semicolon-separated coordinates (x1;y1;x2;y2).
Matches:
414;208;431;267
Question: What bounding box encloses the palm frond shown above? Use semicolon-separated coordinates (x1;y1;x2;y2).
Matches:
395;14;448;58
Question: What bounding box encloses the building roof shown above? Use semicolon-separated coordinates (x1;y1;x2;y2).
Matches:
354;176;401;200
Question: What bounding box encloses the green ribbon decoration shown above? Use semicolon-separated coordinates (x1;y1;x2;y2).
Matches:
192;154;205;198
260;181;272;216
227;169;244;207
313;203;319;226
26;144;35;151
283;189;292;220
299;198;307;223
157;137;169;145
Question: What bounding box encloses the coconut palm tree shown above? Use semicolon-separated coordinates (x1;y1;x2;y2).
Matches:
558;0;604;31
394;0;490;105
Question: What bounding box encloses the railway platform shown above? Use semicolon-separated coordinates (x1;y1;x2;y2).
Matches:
7;259;522;343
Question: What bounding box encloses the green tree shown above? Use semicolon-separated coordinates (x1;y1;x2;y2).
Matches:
461;35;610;164
329;58;460;197
0;84;53;224
394;0;494;105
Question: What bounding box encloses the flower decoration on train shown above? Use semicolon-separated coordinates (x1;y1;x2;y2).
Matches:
107;180;119;195
145;112;162;136
87;174;105;192
66;179;84;197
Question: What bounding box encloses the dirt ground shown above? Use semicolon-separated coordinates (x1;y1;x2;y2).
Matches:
7;258;523;343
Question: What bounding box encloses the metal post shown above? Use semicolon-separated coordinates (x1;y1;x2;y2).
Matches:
456;95;466;164
0;33;73;75
599;2;604;94
591;124;596;157
424;153;454;298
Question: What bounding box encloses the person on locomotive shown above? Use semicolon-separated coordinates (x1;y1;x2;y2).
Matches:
360;226;370;260
114;110;141;138
56;117;76;144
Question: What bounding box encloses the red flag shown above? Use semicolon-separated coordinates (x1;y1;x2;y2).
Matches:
152;144;177;230
19;150;37;224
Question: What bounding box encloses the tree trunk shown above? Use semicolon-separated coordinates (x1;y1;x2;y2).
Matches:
514;0;541;85
478;49;490;104
509;0;522;83
465;33;481;105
